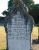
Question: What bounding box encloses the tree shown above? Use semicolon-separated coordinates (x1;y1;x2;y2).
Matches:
8;0;13;11
22;0;34;6
2;0;34;16
7;0;34;12
29;4;39;41
29;4;39;24
2;10;9;16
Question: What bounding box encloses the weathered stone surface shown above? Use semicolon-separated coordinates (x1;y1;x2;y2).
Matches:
7;12;33;50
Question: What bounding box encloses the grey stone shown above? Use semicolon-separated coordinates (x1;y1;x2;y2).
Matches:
7;11;33;50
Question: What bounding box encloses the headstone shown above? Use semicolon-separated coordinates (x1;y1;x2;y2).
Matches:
7;11;33;50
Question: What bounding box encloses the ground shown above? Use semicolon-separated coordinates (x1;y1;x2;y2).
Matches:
32;44;39;50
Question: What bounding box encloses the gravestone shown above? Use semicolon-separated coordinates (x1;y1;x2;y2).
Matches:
7;11;33;50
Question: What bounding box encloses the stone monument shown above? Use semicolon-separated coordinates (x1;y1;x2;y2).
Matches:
5;0;34;50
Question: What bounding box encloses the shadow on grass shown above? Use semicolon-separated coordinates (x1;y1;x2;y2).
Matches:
32;39;39;45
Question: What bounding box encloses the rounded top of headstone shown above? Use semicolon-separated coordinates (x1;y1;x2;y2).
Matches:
20;0;29;13
13;0;29;13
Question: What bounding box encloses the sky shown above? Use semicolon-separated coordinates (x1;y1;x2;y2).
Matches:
33;0;39;4
0;0;9;17
0;0;39;17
